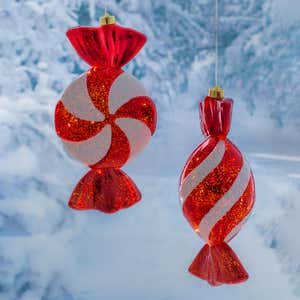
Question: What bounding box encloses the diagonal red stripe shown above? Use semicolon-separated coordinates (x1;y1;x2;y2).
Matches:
55;101;105;141
86;67;123;116
90;123;130;169
180;137;219;180
208;175;255;244
114;96;157;134
182;139;243;232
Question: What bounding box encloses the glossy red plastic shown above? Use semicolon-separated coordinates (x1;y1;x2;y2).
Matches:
66;24;147;68
200;96;233;138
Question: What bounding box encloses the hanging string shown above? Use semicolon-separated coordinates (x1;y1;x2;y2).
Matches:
215;0;219;87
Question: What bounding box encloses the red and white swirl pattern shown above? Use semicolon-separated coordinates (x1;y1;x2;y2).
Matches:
179;139;255;244
55;69;156;168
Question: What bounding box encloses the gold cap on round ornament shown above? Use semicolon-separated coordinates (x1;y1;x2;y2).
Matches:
208;86;225;99
100;11;116;25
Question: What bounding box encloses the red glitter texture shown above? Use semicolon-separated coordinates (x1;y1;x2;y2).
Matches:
189;243;249;286
115;97;157;134
182;139;243;231
90;123;130;169
54;23;156;213
86;67;123;115
179;96;255;286
55;100;106;141
68;169;141;213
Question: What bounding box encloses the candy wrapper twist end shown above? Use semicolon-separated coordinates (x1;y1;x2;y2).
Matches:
188;243;249;286
68;169;141;213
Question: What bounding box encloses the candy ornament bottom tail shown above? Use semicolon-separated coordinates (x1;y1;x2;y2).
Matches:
68;168;141;213
189;242;248;286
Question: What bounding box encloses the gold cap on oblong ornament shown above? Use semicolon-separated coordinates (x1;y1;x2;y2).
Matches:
208;86;225;99
100;11;116;25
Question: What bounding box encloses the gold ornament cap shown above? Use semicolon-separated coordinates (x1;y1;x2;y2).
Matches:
208;86;225;99
100;11;116;25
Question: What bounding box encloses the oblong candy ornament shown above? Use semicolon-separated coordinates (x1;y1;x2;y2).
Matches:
179;86;255;286
55;12;157;213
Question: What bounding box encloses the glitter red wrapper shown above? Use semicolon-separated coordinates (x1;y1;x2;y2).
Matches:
179;96;255;286
55;23;156;213
68;168;141;213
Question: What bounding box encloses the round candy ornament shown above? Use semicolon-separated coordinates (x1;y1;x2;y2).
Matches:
55;12;157;213
179;86;255;286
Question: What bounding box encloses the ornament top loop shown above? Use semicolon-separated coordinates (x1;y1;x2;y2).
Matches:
100;11;116;25
208;86;225;100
